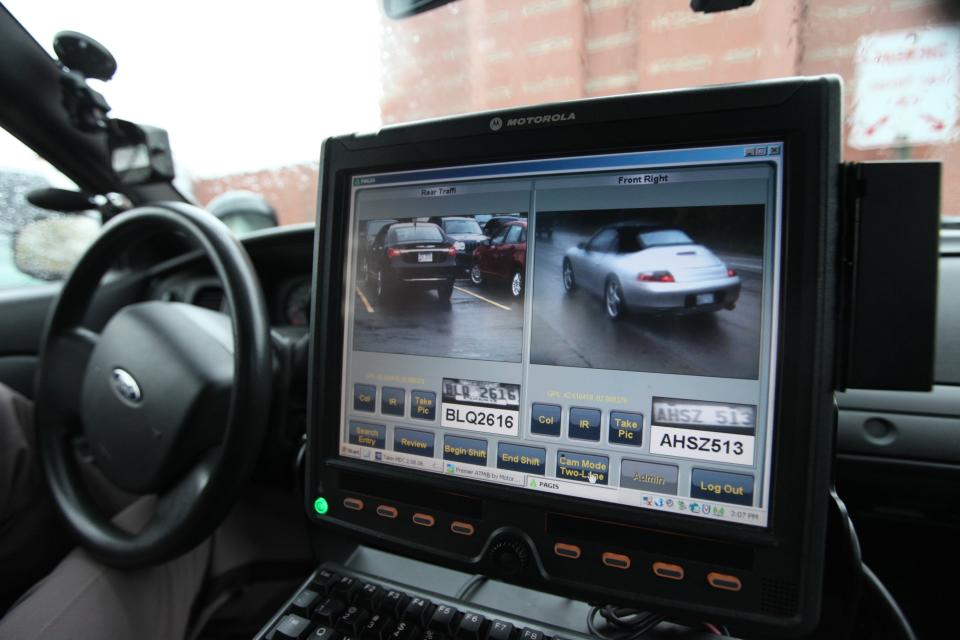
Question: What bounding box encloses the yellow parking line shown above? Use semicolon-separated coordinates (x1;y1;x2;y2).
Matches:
355;287;374;313
453;286;511;311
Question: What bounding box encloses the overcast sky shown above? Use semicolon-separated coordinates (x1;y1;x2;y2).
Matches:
3;0;383;178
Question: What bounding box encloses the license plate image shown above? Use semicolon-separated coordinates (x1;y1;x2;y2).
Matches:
696;292;714;305
418;252;433;262
442;378;521;436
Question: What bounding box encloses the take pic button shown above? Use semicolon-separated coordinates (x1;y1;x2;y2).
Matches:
381;387;405;416
354;384;376;412
568;407;601;441
608;411;643;446
411;390;436;421
530;403;561;436
690;469;754;506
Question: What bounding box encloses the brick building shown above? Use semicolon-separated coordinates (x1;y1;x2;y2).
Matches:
195;0;960;223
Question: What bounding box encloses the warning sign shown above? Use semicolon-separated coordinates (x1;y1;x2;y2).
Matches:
850;26;960;149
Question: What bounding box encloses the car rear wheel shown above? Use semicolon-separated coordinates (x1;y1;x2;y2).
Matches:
437;279;454;300
511;269;524;297
562;258;576;292
470;263;483;285
605;276;624;320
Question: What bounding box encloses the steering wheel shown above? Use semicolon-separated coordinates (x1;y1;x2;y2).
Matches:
34;202;273;569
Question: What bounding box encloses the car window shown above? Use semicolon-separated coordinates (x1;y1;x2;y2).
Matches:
587;228;618;252
0;128;100;291
505;225;522;244
444;219;482;235
638;229;694;248
519;228;527;244
390;225;444;243
490;227;509;245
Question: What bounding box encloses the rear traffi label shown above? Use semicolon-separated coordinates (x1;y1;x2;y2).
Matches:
442;378;520;436
649;398;756;465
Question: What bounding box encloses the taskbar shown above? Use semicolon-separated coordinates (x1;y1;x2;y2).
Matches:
339;443;768;527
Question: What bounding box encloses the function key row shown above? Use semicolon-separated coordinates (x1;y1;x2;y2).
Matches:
267;569;566;640
337;497;475;537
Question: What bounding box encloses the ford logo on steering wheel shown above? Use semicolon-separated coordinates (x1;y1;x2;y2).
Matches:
110;368;142;405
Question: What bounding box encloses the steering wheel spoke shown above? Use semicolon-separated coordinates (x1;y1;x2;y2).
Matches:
43;326;99;417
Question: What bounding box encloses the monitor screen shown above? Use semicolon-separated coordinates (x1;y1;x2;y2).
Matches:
338;142;782;528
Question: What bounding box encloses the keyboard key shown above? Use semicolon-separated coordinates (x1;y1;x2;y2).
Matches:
274;614;311;639
519;629;544;640
359;584;384;610
404;597;432;625
333;576;363;603
314;627;339;640
361;613;394;640
457;613;486;640
419;629;447;640
387;620;420;640
381;590;411;618
429;605;458;634
292;589;320;614
314;569;339;594
338;606;371;636
487;621;514;640
315;597;347;626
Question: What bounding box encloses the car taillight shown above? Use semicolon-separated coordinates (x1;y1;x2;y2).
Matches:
638;271;675;283
386;248;401;259
727;267;737;277
448;246;457;256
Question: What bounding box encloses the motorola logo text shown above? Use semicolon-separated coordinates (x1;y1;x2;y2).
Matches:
489;112;576;131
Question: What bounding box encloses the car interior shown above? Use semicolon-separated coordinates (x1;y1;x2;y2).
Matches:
0;1;958;639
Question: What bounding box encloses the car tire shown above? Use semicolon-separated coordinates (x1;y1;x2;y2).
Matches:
605;276;625;320
562;258;576;292
470;263;483;285
375;269;391;301
510;268;524;298
437;279;454;300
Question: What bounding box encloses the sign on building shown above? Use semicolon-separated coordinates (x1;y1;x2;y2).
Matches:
850;26;960;149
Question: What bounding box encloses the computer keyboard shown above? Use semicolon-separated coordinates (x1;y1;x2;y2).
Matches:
256;565;591;640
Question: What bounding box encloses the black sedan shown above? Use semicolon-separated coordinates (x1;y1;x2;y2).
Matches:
365;222;461;300
430;216;488;272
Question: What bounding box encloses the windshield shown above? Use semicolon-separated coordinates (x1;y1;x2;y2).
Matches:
444;219;483;235
637;229;694;249
4;0;958;225
390;225;444;242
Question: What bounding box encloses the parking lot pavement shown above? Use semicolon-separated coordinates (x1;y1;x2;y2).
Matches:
352;278;525;362
530;231;764;380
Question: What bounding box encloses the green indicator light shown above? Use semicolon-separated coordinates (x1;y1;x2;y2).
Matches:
314;497;329;515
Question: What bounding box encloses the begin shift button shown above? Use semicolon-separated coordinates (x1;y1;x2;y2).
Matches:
690;469;754;506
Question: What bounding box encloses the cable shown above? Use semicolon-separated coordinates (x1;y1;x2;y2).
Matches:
586;605;663;639
455;574;488;600
862;564;917;640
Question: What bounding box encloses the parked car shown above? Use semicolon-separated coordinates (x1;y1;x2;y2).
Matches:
469;220;527;298
482;215;521;238
562;223;741;320
365;222;460;300
429;216;487;273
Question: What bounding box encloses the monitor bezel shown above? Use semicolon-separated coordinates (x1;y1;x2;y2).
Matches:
307;77;840;633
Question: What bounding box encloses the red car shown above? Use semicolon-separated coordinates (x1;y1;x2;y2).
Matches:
469;220;527;298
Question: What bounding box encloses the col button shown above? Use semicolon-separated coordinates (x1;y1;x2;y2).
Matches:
608;411;643;446
410;390;436;421
530;403;561;436
568;407;601;441
354;384;376;412
690;469;754;506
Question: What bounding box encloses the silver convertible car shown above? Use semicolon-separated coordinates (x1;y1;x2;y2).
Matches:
561;223;741;319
